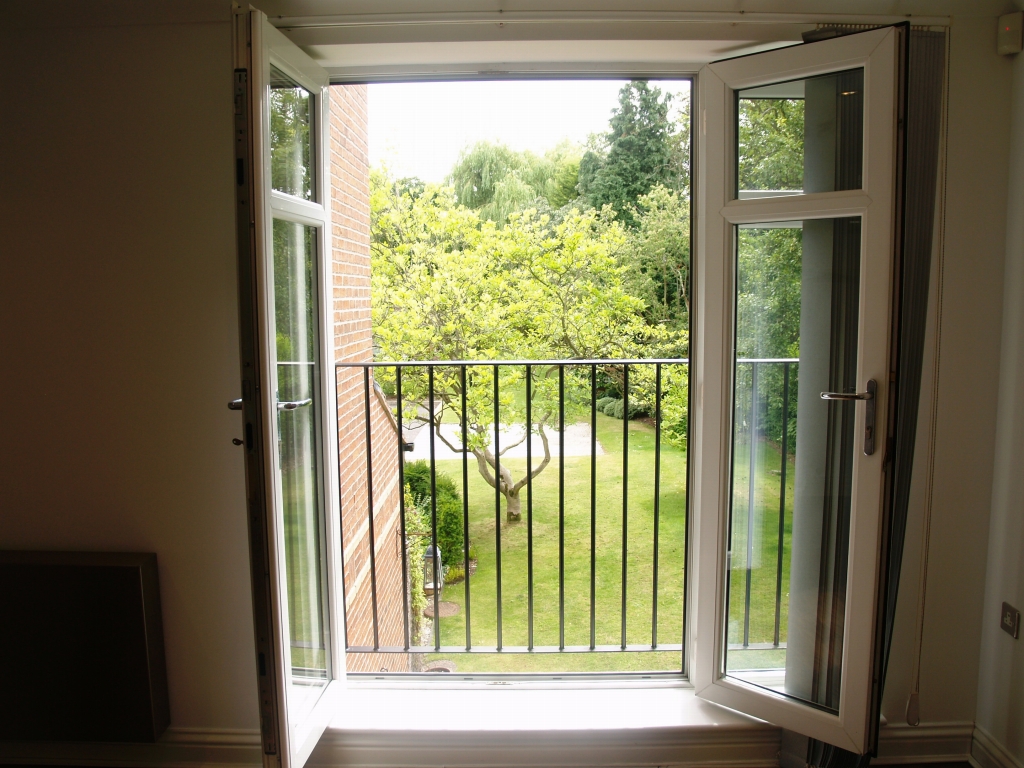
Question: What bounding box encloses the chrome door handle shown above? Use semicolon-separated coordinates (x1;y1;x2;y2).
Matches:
820;379;876;456
820;390;873;401
277;398;312;411
228;398;243;411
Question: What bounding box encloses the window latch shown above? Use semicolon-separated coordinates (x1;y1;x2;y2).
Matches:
277;398;312;411
820;379;877;455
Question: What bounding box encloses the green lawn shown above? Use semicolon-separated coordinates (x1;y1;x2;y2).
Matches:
277;394;796;675
418;414;794;674
422;412;686;673
725;430;795;671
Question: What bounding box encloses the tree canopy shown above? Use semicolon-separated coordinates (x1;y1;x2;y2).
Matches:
368;80;816;521
370;169;671;519
578;81;688;227
447;141;581;225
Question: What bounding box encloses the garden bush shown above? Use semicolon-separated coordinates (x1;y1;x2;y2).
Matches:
599;397;646;420
403;460;465;569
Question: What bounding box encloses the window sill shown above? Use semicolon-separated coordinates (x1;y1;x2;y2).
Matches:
312;681;781;767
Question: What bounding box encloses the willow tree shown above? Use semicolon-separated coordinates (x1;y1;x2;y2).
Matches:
448;141;583;226
370;170;664;520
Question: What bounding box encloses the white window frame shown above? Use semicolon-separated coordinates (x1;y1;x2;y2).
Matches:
238;13;917;766
690;27;901;753
236;11;346;768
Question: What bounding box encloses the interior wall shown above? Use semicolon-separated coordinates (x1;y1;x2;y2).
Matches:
0;0;1015;753
0;1;259;733
974;4;1024;763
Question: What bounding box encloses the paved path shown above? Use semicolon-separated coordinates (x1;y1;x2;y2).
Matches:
406;422;605;461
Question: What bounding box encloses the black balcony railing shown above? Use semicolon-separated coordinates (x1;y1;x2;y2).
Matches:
335;358;796;660
729;358;798;653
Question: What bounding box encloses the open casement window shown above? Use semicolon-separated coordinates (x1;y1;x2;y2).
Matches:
234;9;344;768
692;26;904;752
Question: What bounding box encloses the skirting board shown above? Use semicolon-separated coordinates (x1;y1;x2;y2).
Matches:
972;725;1024;768
873;721;976;764
0;727;263;768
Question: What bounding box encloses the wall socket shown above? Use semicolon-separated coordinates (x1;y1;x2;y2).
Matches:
1001;602;1021;639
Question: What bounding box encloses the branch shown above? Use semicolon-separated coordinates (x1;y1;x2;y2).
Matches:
472;446;515;497
432;422;468;454
511;423;552;494
497;428;529;456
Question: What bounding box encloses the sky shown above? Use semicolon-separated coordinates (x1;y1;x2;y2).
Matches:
368;79;691;184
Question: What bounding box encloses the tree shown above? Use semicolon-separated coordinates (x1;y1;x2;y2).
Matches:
448;141;583;225
269;86;312;199
621;185;691;337
734;96;806;448
737;97;804;192
578;81;683;227
371;170;665;520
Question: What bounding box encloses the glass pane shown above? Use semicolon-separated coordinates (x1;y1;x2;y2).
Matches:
725;217;861;713
736;69;864;199
272;218;329;703
270;69;314;200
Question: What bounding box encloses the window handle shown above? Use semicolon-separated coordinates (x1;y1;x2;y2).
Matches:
230;397;311;411
820;379;876;455
277;398;312;411
819;389;873;401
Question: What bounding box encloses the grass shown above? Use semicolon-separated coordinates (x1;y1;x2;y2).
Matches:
419;414;795;674
277;389;796;676
725;430;795;671
423;412;687;673
279;409;329;673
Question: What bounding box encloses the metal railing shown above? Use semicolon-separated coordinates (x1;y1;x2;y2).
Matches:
729;358;798;652
335;360;688;655
335;357;797;659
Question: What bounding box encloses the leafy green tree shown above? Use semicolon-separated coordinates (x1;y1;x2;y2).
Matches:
621;185;690;336
448;141;584;225
737;98;804;192
734;96;806;447
579;81;683;227
269;86;312;199
735;226;802;448
371;170;666;520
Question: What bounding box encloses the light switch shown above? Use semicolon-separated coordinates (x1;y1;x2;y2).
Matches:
998;12;1023;55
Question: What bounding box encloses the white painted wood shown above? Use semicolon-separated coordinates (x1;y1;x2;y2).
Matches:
692;26;901;753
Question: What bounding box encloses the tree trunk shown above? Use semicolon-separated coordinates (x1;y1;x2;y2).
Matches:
505;490;522;522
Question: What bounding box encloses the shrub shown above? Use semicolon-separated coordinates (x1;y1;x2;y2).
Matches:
595;396;616;411
435;487;464;568
403;460;432;502
403;460;465;570
600;397;645;420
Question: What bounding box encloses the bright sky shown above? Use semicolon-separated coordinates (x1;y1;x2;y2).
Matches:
368;79;691;184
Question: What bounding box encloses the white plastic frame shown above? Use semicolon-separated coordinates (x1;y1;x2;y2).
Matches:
241;10;346;768
690;27;900;753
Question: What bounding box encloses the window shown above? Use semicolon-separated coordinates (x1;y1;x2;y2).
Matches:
235;11;905;766
338;78;694;677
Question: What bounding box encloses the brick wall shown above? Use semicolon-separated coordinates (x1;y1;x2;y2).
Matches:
329;84;410;673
